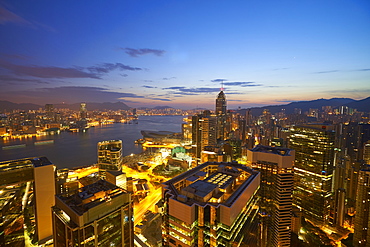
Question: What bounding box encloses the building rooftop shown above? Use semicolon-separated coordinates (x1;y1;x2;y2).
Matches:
249;144;293;156
182;180;218;198
163;162;258;207
57;179;126;216
0;156;53;170
107;170;124;176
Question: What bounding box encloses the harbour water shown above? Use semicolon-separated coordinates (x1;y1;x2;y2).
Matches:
0;115;185;169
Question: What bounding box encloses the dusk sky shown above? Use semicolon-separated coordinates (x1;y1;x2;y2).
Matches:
1;0;369;109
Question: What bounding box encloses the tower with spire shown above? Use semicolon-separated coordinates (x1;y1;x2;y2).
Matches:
216;83;227;140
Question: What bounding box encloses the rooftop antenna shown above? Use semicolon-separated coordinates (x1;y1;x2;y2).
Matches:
220;80;225;91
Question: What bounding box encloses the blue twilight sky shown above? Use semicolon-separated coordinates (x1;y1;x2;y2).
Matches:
1;0;370;109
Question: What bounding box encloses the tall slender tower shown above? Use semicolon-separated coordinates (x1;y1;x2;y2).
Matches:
216;88;227;140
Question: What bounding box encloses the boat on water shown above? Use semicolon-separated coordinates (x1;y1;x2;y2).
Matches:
134;139;145;144
34;140;54;145
2;144;26;150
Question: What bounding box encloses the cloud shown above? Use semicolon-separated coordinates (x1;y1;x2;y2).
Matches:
0;6;55;31
223;92;245;95
276;99;297;103
163;86;221;94
120;48;165;57
313;70;339;74
142;85;157;88
0;75;50;85
0;60;143;79
162;77;176;80
1;63;100;79
149;98;172;101
211;79;228;82
1;53;31;60
0;86;149;104
224;81;262;87
272;68;289;71
354;68;370;72
0;85;175;105
163;86;186;90
210;79;262;88
87;63;142;73
0;6;32;26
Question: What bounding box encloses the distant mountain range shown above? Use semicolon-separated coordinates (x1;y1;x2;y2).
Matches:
238;97;370;115
0;97;369;113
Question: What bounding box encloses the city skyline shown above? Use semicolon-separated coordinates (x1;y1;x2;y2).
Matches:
1;0;370;109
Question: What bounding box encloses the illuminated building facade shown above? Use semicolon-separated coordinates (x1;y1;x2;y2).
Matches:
45;103;55;119
0;157;56;245
52;179;134;247
289;124;335;225
353;166;370;247
192;111;217;161
162;162;260;247
97;139;123;179
364;141;370;165
247;145;295;247
216;90;227;140
80;102;87;120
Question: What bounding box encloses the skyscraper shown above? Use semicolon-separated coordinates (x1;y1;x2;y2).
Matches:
45;103;55;120
97;140;123;179
216;90;227;140
80;102;87;120
247;145;295;247
52;179;134;247
162;161;260;247
353;166;370;247
192;111;217;161
0;157;56;245
289;124;335;225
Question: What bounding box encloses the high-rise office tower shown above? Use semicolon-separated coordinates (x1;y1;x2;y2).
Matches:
364;141;370;165
216;90;227;140
353;166;370;247
247;145;295;247
97;140;123;179
162;161;260;247
289;124;335;225
192;111;217;161
45;103;55;119
0;157;56;245
52;179;134;247
80;102;87;120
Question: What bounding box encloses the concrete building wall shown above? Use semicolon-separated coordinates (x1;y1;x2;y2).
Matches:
34;164;56;242
169;197;196;225
220;173;260;226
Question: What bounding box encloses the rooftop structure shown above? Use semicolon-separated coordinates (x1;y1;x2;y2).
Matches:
162;161;260;247
52;179;134;246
